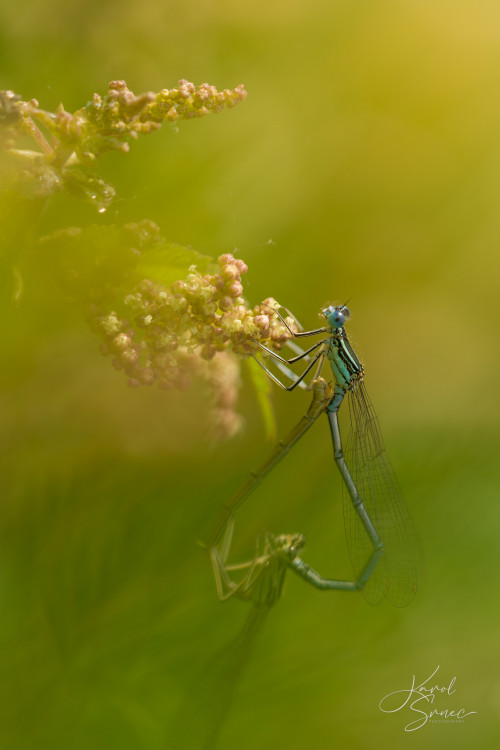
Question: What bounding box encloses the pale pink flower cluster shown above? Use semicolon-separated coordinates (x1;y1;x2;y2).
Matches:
93;253;294;390
89;252;295;438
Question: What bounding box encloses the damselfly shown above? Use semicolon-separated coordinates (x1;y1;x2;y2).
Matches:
209;304;423;607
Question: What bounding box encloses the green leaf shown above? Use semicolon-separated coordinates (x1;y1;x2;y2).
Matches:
136;242;214;285
245;356;277;442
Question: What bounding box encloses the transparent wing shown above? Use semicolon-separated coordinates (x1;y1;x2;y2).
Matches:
342;382;424;606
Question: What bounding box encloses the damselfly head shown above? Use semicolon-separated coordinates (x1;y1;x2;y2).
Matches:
274;533;306;560
322;304;350;329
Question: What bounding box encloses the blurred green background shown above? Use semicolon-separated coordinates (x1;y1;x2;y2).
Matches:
1;0;499;748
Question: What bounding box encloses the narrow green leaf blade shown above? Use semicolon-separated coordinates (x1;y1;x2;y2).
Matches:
246;356;276;442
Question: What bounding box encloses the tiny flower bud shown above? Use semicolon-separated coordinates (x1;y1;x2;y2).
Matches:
219;296;234;311
232;305;247;318
233;259;248;274
221;264;239;282
254;314;270;330
113;333;132;351
101;312;122;336
121;348;139;365
262;297;279;310
227;281;243;297
217;253;234;266
242;317;258;336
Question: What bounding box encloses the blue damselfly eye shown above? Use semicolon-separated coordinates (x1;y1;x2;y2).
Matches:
326;307;345;328
341;306;351;320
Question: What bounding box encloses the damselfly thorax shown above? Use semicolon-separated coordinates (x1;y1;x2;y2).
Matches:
326;328;365;392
